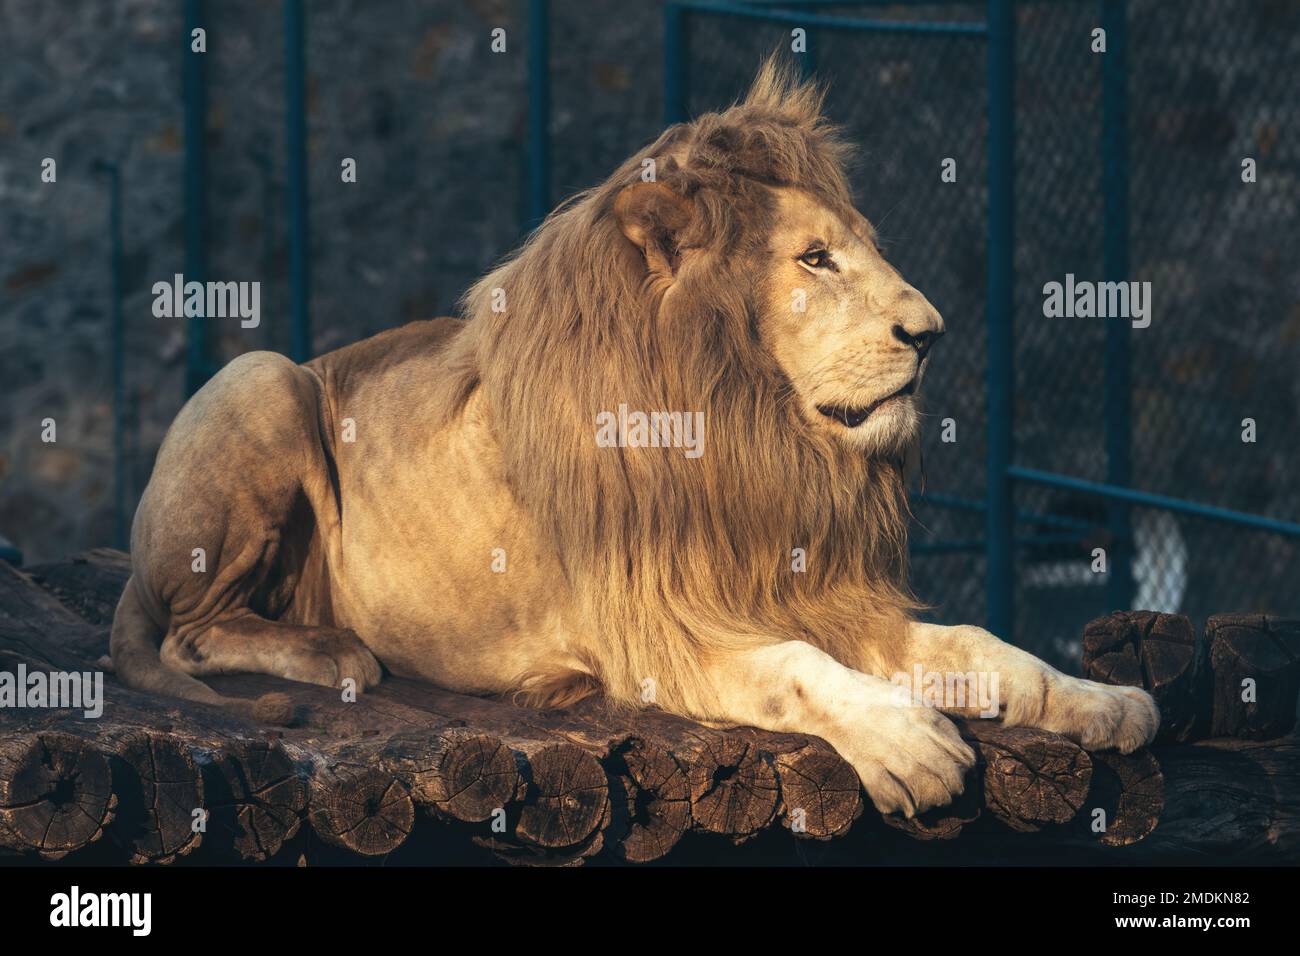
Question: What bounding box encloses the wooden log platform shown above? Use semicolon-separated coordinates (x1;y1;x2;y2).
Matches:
0;552;1297;865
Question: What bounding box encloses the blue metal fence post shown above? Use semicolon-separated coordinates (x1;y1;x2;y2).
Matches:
985;0;1015;639
526;0;551;232
183;0;209;396
285;0;311;363
664;3;689;125
1102;0;1133;612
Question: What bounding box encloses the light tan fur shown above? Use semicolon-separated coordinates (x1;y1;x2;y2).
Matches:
112;59;1157;815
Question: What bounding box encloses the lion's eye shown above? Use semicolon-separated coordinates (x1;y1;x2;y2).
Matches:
799;248;832;269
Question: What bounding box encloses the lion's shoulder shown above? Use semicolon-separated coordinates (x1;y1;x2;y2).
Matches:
306;316;466;382
304;316;478;436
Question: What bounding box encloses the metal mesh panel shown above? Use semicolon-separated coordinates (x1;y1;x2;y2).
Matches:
1012;0;1300;660
1015;479;1300;672
202;0;530;363
1126;1;1300;551
680;0;1300;656
1012;1;1105;482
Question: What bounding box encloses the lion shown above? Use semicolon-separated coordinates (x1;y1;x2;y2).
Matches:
111;60;1157;816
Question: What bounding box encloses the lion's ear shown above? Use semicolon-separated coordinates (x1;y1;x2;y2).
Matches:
613;181;693;280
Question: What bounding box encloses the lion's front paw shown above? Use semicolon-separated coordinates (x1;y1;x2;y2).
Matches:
841;705;976;818
1038;676;1159;753
291;628;384;692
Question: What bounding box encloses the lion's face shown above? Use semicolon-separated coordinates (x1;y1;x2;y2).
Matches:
759;187;944;456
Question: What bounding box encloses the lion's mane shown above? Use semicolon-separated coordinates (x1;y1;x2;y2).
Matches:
437;60;918;715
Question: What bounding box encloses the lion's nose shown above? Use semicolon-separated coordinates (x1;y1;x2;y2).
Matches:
892;323;943;361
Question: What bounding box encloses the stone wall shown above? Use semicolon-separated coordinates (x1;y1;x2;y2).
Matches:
1;0;1297;648
0;0;662;562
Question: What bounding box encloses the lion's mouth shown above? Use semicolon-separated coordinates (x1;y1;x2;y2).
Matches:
817;379;916;428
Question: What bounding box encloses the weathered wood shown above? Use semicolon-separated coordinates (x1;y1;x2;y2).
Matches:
5;550;1300;864
679;733;779;839
301;740;416;857
509;739;610;852
465;737;610;866
883;787;981;840
103;728;204;864
1207;613;1300;739
26;548;132;627
958;721;1092;832
1083;610;1202;742
0;559;107;668
1137;735;1300;862
1074;748;1164;847
0;731;117;859
364;688;768;852
382;729;522;824
730;729;861;840
606;737;690;862
197;737;306;861
270;681;609;860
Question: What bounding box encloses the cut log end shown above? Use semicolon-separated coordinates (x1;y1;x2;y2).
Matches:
1083;610;1200;742
515;742;609;850
884;783;981;841
685;736;779;839
308;761;415;857
0;732;117;860
961;722;1092;832
381;729;522;824
775;748;862;840
200;738;306;861
107;730;204;864
607;737;690;862
1077;748;1164;847
1208;613;1300;740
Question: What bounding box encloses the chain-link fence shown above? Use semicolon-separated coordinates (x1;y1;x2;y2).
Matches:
666;0;1300;669
5;0;1298;666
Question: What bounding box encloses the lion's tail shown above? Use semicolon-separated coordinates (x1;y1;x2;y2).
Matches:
110;575;293;724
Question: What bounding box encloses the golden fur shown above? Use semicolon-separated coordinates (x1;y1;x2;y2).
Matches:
434;61;916;713
112;58;1158;816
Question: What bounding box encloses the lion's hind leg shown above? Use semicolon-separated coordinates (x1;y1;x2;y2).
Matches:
161;612;383;691
117;350;358;716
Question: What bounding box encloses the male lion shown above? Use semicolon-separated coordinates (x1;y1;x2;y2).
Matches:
112;61;1157;816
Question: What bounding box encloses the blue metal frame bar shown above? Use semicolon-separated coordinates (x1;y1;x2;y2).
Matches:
664;3;690;124
985;0;1015;638
673;0;988;35
183;0;209;396
913;531;1088;556
526;0;551;232
913;491;1094;532
746;0;985;6
1009;467;1300;538
913;539;986;556
1101;0;1133;610
285;0;311;363
796;18;817;78
668;0;1299;633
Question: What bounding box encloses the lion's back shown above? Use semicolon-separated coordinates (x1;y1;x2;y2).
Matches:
306;316;467;385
